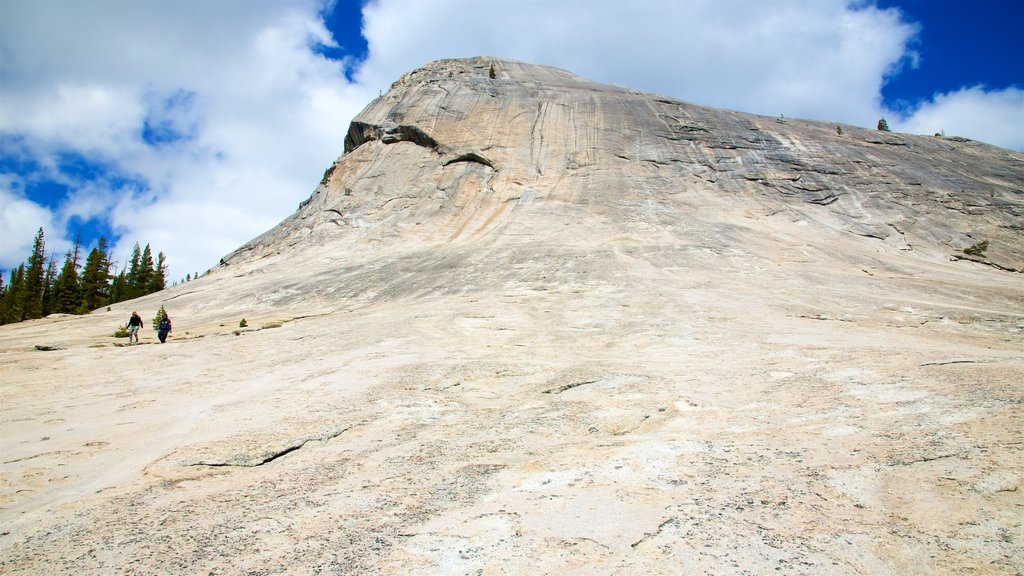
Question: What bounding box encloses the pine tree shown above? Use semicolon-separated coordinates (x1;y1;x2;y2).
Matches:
0;273;6;325
109;266;129;305
42;255;58;317
136;244;155;296
125;243;142;301
152;304;167;331
78;237;111;313
53;237;82;315
1;265;26;324
151;252;167;293
22;228;46;320
877;118;891;132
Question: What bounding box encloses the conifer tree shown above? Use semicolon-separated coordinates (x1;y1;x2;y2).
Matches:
125;243;142;300
53;237;82;315
109;266;129;305
42;255;58;317
151;252;167;292
152;304;167;331
136;244;155;296
78;237;111;313
1;265;26;324
22;228;46;320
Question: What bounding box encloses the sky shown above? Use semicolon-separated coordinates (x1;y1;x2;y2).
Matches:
1;0;1022;284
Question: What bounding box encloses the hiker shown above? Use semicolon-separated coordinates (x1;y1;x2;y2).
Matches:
157;312;172;343
127;311;144;344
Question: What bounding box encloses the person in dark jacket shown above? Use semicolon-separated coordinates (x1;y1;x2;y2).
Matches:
127;311;144;344
157;312;172;343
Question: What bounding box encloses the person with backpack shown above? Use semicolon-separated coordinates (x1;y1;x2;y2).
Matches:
127;311;144;344
157;311;172;343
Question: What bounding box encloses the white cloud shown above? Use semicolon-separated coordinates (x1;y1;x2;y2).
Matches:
1;82;146;158
893;86;1024;151
1;0;370;280
357;0;918;127
0;188;67;267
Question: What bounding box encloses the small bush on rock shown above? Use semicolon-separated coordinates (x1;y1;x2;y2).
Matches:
963;240;989;257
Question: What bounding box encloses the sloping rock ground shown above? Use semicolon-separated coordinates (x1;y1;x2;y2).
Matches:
1;58;1022;575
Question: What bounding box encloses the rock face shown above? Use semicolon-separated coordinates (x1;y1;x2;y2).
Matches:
1;58;1022;575
232;57;1022;274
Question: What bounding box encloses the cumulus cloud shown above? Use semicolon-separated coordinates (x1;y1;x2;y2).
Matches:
893;86;1024;151
1;0;1019;282
3;83;146;158
357;0;1018;150
0;187;66;266
357;0;918;126
0;0;369;279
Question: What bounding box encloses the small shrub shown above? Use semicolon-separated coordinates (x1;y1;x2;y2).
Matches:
836;125;843;136
113;325;130;338
488;64;496;79
963;240;989;257
153;305;167;330
877;118;891;132
239;318;248;328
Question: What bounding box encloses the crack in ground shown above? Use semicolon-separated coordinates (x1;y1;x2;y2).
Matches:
889;452;961;466
542;380;598;394
631;517;679;548
920;359;988;367
189;427;351;468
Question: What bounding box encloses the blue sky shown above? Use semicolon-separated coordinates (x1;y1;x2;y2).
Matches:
1;0;1021;283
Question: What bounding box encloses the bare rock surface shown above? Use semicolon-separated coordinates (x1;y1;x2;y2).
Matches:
1;57;1022;575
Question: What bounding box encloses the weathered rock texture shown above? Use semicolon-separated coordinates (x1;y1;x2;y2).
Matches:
1;57;1022;575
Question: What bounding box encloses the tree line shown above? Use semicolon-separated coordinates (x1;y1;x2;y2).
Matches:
0;227;168;325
